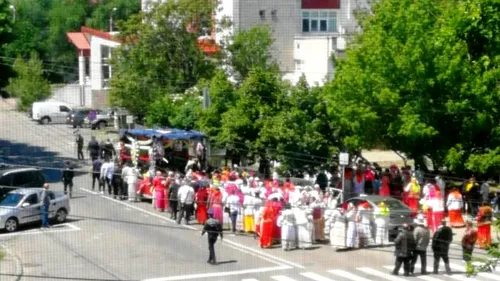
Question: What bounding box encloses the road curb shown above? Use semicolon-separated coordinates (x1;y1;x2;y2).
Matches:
0;243;24;281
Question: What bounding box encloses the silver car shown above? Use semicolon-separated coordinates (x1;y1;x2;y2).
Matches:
0;188;70;232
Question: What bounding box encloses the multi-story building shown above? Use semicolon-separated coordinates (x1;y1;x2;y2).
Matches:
215;0;370;86
67;27;121;108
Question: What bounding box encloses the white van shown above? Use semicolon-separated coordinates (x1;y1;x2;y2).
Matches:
31;102;73;124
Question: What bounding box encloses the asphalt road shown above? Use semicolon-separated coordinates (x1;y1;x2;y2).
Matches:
1;98;499;281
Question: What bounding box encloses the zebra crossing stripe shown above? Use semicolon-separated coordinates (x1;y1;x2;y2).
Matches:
447;274;478;281
416;275;443;281
241;279;259;281
446;263;498;280
356;267;407;281
328;269;372;281
271;276;296;281
300;272;336;281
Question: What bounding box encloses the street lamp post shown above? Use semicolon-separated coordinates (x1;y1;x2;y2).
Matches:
9;5;16;23
109;7;117;32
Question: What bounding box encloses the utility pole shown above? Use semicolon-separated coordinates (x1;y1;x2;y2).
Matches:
9;5;16;23
109;7;117;32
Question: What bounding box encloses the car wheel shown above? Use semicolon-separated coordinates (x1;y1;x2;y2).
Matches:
4;217;18;233
54;208;67;223
41;117;50;125
98;121;106;130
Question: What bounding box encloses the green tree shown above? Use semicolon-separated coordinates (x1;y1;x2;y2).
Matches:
324;0;500;175
218;67;284;165
146;93;202;130
109;0;216;118
7;52;51;111
85;0;141;31
197;70;237;146
0;0;15;87
259;76;338;174
226;25;278;81
46;0;88;82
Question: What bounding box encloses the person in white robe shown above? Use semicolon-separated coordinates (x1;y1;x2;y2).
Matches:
328;208;347;249
345;203;358;248
357;202;375;247
310;197;326;241
277;203;296;250
293;206;313;249
373;201;390;245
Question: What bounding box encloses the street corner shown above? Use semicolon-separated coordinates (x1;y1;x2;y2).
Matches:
0;243;23;281
0;222;81;239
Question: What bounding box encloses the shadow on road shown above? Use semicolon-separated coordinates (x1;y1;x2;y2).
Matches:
0;139;82;182
215;260;237;265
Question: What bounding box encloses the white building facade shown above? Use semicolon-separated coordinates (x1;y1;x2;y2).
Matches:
67;27;121;108
215;0;370;86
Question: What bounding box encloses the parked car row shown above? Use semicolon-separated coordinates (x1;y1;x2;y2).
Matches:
0;166;70;232
30;101;130;130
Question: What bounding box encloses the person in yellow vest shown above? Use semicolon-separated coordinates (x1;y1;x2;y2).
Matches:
476;201;493;249
404;177;420;213
446;187;464;228
374;201;390;245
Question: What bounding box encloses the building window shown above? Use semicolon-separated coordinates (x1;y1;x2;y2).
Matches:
302;10;336;33
295;59;304;71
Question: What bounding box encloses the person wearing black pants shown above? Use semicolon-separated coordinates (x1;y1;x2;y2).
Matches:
62;162;75;198
91;158;102;191
112;166;123;199
201;209;223;265
432;220;453;274
168;180;180;220
411;215;430;275
393;224;416;276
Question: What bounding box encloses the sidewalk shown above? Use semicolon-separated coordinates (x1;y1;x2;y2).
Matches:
0;243;23;281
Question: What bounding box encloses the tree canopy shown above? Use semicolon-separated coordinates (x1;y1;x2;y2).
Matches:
109;0;216;118
325;0;500;175
0;0;15;87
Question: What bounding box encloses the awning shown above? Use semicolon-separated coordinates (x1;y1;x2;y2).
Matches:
67;32;90;50
120;127;207;141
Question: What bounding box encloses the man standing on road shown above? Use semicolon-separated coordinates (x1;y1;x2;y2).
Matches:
168;173;180;220
40;183;51;228
411;214;430;275
88;136;100;161
76;134;84;160
102;139;116;160
392;223;416;276
202;209;223;265
62;161;75;198
432;219;453;274
122;161;140;202
100;158;114;195
226;190;241;234
91;157;102;191
177;180;195;225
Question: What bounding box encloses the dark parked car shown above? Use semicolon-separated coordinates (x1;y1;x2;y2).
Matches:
67;108;98;128
0;167;46;197
346;195;414;242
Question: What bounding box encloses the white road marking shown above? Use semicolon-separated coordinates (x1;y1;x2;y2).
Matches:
124;208;131;211
300;272;336;281
0;223;80;238
328;269;372;281
81;188;304;269
446;263;498;279
356;267;407;281
417;275;444;281
241;279;260;281
447;274;478;281
141;265;290;281
271;276;297;281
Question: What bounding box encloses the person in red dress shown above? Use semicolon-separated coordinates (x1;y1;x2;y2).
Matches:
196;184;209;224
259;201;275;248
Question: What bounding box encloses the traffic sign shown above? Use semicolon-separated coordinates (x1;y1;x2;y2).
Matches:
126;115;134;124
339;152;349;165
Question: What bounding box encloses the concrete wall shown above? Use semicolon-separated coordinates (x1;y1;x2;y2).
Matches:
48;84;92;108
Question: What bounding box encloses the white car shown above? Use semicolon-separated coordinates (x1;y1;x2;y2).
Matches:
31;101;72;125
0;188;70;232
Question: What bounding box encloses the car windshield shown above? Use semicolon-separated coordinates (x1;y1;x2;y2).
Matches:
0;193;24;207
373;199;408;210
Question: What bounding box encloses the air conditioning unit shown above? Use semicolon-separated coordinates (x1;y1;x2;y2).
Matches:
337;36;346;51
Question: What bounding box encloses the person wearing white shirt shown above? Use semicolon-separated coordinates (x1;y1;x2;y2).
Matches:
100;159;114;195
122;162;140;202
177;182;195;225
277;203;296;251
226;191;241;234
